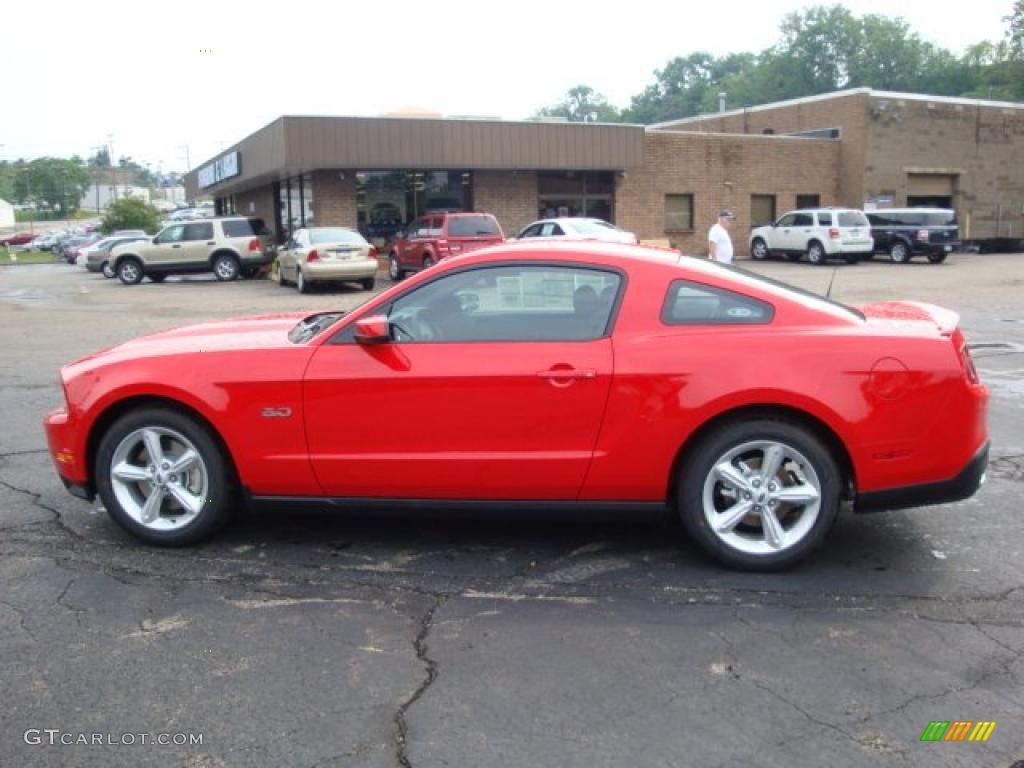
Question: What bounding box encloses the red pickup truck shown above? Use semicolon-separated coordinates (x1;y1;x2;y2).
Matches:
388;212;504;280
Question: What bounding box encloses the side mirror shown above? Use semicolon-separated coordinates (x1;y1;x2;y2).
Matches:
354;314;391;345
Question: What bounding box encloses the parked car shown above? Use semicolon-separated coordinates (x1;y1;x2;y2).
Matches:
62;236;101;264
749;208;874;265
516;217;637;244
45;241;988;570
0;232;37;247
82;235;152;276
388;212;504;280
866;208;960;263
277;227;378;293
108;217;273;284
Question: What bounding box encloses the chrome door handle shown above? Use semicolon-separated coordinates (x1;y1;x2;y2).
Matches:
536;368;596;380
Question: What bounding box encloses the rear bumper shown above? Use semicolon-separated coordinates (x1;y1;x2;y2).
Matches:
303;259;378;281
913;241;961;255
855;440;989;513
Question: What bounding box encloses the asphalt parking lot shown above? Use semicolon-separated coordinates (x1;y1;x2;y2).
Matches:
1;254;1023;768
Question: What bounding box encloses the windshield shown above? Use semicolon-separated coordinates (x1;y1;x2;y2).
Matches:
838;211;869;227
448;216;500;237
571;220;619;235
704;261;864;321
309;229;366;245
288;312;346;343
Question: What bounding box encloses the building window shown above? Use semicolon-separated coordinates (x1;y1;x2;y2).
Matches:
796;194;820;209
538;171;614;222
664;194;694;232
356;170;473;244
751;194;777;227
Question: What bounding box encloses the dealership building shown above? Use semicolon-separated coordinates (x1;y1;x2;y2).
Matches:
185;88;1024;256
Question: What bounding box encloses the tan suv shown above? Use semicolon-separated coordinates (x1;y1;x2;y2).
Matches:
110;218;274;285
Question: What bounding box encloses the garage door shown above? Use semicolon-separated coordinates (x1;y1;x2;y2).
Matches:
907;174;956;196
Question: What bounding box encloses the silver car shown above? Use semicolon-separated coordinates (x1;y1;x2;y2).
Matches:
277;227;378;293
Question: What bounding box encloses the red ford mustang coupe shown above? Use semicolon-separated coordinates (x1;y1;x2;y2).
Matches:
44;242;988;570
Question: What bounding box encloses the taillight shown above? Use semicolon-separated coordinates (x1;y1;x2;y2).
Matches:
828;228;840;239
916;229;929;242
248;238;261;252
368;246;378;260
307;249;320;262
437;239;450;254
960;343;980;385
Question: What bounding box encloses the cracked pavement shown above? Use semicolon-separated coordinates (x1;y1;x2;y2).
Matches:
2;257;1023;767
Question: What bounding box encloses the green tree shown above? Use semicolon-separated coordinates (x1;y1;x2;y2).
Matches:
534;85;623;122
101;197;162;234
88;148;111;168
625;52;756;122
13;158;91;213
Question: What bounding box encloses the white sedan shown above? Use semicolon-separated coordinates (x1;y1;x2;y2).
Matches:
277;227;379;293
516;217;637;244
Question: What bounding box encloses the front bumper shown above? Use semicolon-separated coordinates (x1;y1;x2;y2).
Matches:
855;440;989;513
44;406;94;500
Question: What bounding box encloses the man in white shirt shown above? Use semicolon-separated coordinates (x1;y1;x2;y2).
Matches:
708;209;736;264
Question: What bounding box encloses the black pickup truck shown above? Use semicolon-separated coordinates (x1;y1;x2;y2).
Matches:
866;208;960;264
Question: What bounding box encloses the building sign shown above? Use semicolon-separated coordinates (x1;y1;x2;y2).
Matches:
197;152;241;189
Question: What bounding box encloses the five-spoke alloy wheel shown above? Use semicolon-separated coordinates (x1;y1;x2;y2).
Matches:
95;408;235;546
679;419;840;570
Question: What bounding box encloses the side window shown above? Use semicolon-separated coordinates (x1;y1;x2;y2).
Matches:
550;223;565;236
776;214;796;227
430;217;444;236
386;265;623;343
540;223;560;237
157;225;185;244
817;212;834;226
412;219;428;237
184;222;214;241
793;213;814;227
519;224;542;238
661;280;774;325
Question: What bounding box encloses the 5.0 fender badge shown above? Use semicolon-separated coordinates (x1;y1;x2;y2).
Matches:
261;407;293;418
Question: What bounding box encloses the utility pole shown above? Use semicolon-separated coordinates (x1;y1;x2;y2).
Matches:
107;133;117;201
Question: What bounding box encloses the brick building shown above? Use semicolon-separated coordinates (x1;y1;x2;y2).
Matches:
185;88;1024;258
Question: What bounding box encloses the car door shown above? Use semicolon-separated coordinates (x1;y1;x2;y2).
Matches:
791;213;815;251
148;225;186;266
182;221;215;265
400;218;425;267
770;213;797;252
277;231;300;281
303;263;621;499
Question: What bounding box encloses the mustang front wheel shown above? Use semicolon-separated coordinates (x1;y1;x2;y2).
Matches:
95;407;235;546
679;419;840;570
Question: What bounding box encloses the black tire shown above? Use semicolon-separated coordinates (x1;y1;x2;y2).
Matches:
388;253;405;281
751;238;770;261
806;241;826;266
927;252;948;264
117;257;144;285
422;255;435;269
889;241;911;264
212;253;240;281
360;276;376;291
296;268;310;294
149;274;167;283
101;261;115;279
94;407;236;546
677;418;841;571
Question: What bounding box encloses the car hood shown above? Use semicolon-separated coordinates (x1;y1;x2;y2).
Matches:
65;312;315;372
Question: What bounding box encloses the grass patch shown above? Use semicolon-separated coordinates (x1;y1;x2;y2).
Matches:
0;250;59;264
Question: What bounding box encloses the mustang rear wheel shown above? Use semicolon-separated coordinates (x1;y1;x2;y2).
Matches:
678;419;840;570
95;407;235;546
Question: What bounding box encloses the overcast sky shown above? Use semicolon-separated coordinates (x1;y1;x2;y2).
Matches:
1;0;1014;173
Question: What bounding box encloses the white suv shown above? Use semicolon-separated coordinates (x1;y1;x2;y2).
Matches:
749;208;873;265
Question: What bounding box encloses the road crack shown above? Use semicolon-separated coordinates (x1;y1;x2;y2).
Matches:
394;594;447;768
